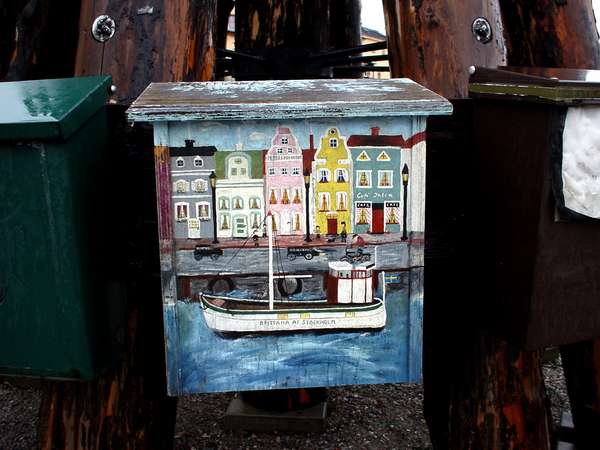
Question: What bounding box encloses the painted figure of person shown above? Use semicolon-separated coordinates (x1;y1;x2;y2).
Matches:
340;222;347;242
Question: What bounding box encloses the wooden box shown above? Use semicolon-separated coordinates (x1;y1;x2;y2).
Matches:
470;67;600;349
128;79;451;394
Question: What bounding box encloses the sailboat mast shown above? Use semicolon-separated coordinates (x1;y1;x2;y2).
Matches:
267;213;275;310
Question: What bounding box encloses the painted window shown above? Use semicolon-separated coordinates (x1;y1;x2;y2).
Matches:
356;170;372;188
336;169;348;183
319;192;331;211
194;156;204;167
269;189;278;204
196;202;210;220
385;202;400;224
175;202;189;221
250;213;262;230
319;169;330;183
250;197;261;209
378;170;393;188
281;137;289;144
268;168;276;176
336;192;347;211
287;147;293;153
355;202;372;225
293;188;302;204
281;167;289;175
176;157;185;168
329;138;338;148
281;189;290;204
227;154;250;179
219;214;230;230
271;213;279;232
294;213;302;231
192;178;208;192
219;197;230;210
357;150;371;161
174;180;189;193
377;151;391;161
292;167;300;175
233;197;244;209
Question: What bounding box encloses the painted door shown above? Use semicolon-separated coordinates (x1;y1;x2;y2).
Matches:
233;216;247;237
327;218;338;235
372;203;384;233
187;218;201;238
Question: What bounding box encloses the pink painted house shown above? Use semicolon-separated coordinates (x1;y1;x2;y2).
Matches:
265;126;305;235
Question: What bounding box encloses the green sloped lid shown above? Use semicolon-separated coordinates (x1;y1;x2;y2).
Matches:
0;76;111;142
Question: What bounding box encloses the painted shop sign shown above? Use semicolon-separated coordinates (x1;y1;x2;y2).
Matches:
128;79;452;395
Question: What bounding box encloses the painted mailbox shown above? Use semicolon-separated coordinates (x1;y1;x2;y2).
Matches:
128;79;452;395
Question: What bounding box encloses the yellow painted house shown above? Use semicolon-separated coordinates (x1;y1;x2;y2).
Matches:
313;127;353;235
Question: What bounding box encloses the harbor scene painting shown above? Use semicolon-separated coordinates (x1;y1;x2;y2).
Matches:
161;116;426;394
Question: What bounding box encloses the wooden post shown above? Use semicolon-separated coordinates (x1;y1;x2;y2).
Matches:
1;0;81;81
234;0;362;79
235;0;336;57
36;2;218;448
423;100;553;449
501;0;600;68
75;0;218;104
329;0;361;51
383;1;553;448
382;0;506;99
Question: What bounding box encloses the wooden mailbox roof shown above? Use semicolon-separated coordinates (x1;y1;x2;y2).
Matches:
469;66;600;105
127;79;452;122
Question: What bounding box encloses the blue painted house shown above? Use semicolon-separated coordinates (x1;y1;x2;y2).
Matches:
347;127;404;234
170;140;217;239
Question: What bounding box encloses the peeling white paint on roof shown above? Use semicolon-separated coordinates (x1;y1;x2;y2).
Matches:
128;78;452;122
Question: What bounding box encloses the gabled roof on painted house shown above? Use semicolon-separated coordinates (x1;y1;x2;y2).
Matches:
170;142;217;157
269;126;299;150
347;127;426;148
214;149;265;179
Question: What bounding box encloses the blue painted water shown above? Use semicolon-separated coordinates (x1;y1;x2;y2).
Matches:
165;272;415;394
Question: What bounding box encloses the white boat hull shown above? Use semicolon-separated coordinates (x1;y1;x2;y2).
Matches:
200;295;387;333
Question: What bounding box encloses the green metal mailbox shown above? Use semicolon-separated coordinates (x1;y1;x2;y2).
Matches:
0;76;124;379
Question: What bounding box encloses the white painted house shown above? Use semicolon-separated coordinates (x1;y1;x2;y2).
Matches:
216;150;265;238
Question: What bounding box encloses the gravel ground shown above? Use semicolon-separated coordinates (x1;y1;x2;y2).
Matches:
0;380;40;450
0;359;570;450
543;356;571;427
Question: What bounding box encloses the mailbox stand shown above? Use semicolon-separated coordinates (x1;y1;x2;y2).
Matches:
128;79;451;395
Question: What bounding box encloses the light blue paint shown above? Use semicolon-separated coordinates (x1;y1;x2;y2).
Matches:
160;115;426;394
408;268;424;382
164;271;423;395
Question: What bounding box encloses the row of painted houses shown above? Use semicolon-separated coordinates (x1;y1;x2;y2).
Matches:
170;126;421;239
